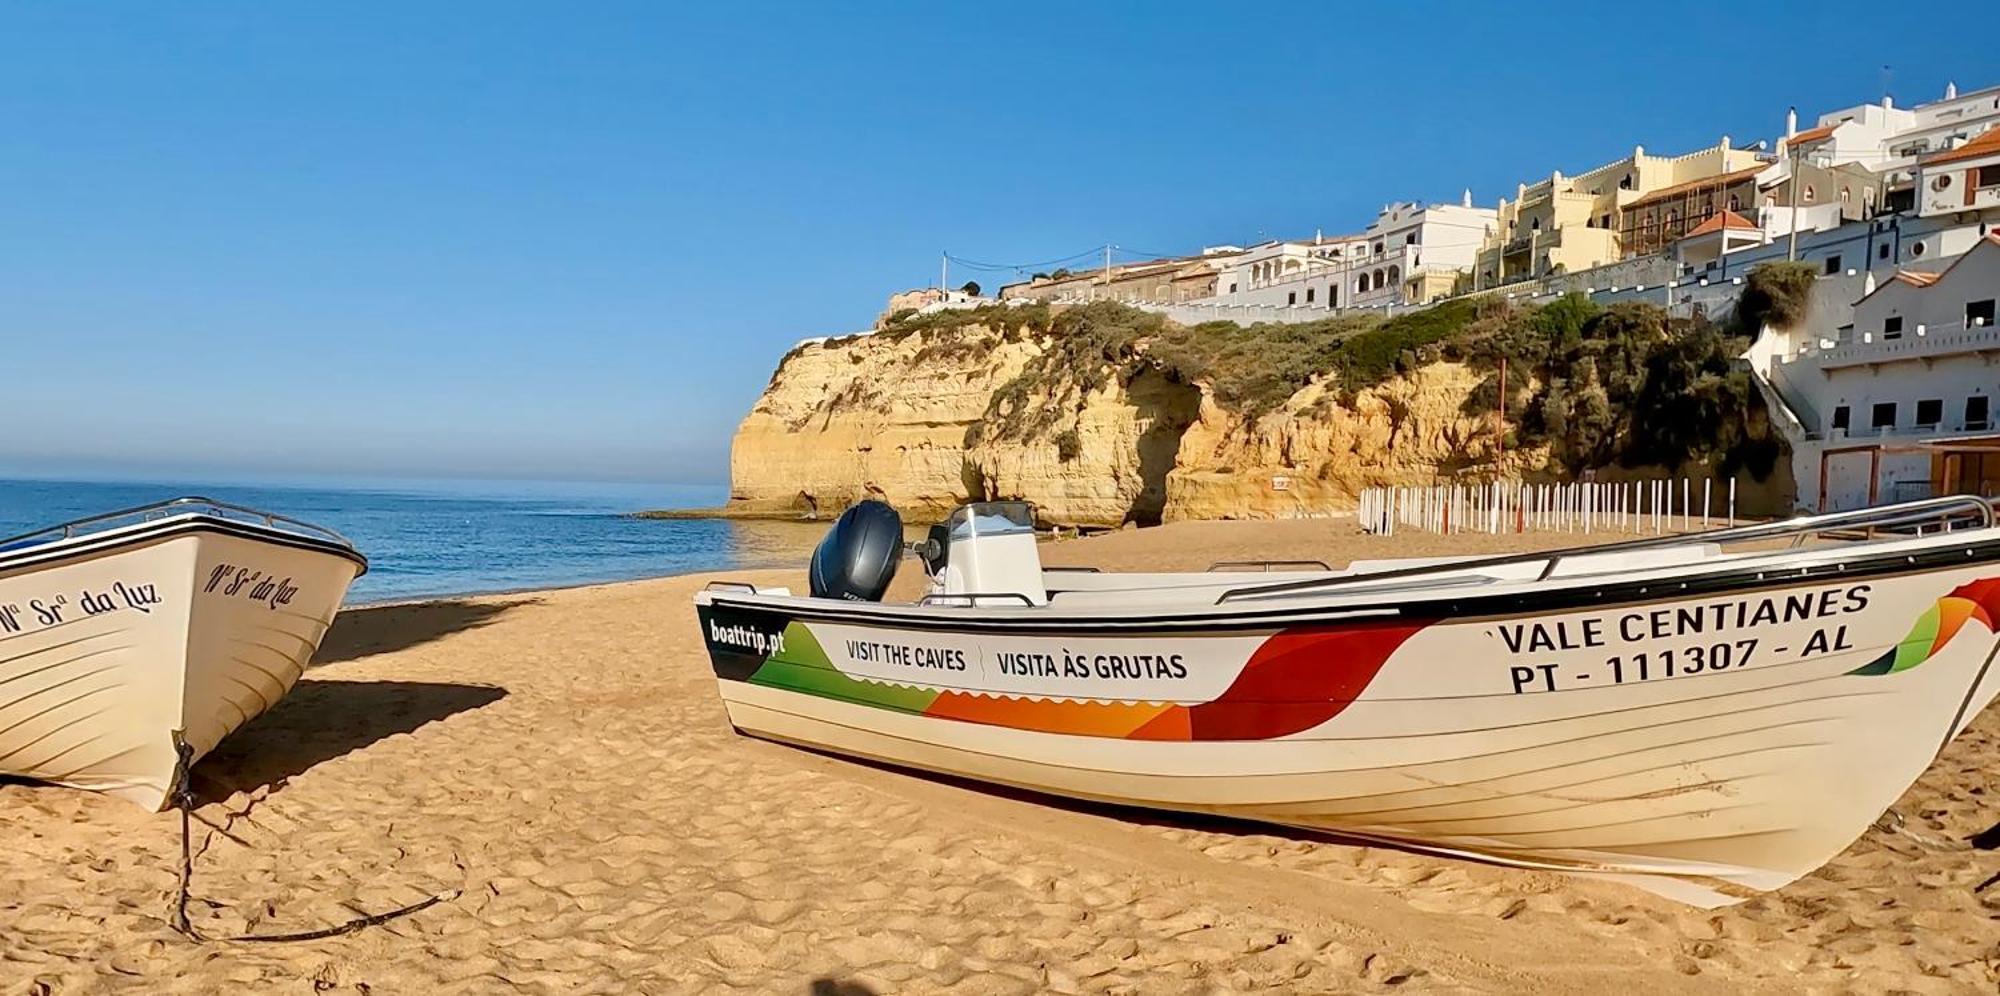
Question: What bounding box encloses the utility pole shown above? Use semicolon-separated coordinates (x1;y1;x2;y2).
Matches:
1786;143;1803;262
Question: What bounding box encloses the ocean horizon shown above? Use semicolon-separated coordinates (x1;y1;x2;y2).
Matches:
0;474;825;604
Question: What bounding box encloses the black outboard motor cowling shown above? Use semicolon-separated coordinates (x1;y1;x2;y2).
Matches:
808;500;903;601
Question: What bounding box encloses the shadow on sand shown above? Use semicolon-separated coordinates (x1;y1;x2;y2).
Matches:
808;980;880;996
792;743;1425;855
312;597;537;665
195;678;506;802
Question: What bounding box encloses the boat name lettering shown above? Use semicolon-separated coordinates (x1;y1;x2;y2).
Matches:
202;564;301;610
1495;584;1871;655
846;639;967;671
0;578;165;636
709;621;785;655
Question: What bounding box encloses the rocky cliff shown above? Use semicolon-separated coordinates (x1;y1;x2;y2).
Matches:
727;298;1794;527
727;307;1529;527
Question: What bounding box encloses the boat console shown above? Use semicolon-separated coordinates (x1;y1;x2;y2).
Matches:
926;501;1047;606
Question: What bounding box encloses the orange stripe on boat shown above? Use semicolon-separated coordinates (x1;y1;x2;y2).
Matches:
1931;597;1978;655
925;692;1174;738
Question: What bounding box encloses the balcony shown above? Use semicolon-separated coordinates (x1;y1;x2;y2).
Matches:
1801;324;2000;370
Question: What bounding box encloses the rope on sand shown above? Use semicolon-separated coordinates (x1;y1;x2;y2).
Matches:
167;730;461;943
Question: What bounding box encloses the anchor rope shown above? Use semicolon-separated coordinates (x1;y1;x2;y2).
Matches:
167;731;461;943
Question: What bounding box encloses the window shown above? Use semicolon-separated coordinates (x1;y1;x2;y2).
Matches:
1387;265;1401;284
1405;232;1418;245
1885;316;1904;339
1305;287;1315;304
1727;194;1741;211
1911;240;1928;258
1879;243;1891;260
1530;217;1541;231
1287;291;1296;306
1978;165;2000;189
1832;405;1851;432
1373;241;1385;255
1357;276;1369;294
1969;299;1996;327
1803;185;1817;203
1824;254;1842;275
1227;282;1237;294
1872;402;1897;429
1932;174;1954;192
1968;396;1990;430
1917;399;1943;427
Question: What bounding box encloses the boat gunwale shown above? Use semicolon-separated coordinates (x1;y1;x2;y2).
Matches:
694;526;2000;634
0;514;369;577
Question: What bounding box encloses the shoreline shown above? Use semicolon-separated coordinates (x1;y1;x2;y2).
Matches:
628;505;824;521
343;561;800;608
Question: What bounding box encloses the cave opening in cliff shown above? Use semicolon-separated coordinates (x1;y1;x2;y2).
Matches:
1127;371;1202;527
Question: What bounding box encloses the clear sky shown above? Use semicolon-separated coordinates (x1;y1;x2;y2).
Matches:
3;3;1995;485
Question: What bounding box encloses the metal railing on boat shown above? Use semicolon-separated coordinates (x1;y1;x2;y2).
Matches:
1207;559;1334;572
0;496;356;552
1213;495;1997;605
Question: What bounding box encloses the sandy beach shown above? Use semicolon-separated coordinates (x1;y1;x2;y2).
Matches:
3;520;1997;994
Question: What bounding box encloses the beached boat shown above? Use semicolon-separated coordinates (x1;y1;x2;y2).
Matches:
696;496;2000;906
0;498;365;809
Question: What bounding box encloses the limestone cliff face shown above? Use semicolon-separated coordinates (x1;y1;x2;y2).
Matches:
726;329;1033;522
1163;364;1505;521
729;322;1516;527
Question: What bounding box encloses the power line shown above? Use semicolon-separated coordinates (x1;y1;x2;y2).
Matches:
943;246;1108;272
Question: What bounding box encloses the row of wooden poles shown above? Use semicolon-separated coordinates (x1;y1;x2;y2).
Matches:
1358;479;1738;536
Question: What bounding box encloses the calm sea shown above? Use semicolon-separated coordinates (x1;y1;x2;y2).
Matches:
0;476;827;603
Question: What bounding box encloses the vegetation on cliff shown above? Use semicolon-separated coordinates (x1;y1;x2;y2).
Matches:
930;295;1781;480
1466;296;1781;479
753;292;1784;525
1735;260;1818;332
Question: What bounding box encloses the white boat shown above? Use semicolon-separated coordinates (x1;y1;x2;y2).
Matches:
696;496;2000;906
0;498;366;809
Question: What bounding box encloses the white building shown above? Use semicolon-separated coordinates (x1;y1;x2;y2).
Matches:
1211;233;1370;309
1914;126;2000;219
1782;82;2000;215
1759;232;2000;510
1206;196;1496;311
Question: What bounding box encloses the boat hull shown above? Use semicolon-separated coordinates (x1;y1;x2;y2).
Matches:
699;564;2000;905
0;523;360;809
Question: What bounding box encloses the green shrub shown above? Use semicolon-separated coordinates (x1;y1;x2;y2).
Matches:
1147;314;1381;418
1737;261;1817;332
982;301;1166;439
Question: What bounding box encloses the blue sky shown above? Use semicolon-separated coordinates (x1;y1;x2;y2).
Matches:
3;3;1995;485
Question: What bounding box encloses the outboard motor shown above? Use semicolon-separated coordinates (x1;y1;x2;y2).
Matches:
808;500;903;601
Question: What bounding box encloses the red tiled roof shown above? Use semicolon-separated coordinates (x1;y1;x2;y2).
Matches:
1784;123;1837;148
1927;126;2000;165
1682;210;1760;238
1856;235;2000;307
